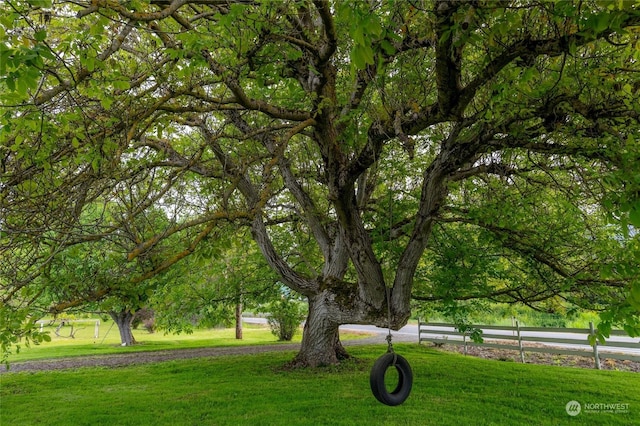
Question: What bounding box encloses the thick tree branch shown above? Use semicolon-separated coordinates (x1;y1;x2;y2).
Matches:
200;50;312;121
34;21;135;106
313;0;337;64
457;12;640;116
199;117;317;295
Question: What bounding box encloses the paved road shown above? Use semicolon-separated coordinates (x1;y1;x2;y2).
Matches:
243;318;417;343
248;318;640;356
340;323;419;343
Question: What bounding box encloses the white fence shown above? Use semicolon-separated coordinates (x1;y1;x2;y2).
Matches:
37;319;101;339
418;321;640;369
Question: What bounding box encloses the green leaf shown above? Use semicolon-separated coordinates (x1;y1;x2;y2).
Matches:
100;97;114;110
34;30;46;42
352;25;365;45
597;321;612;338
629;206;640;227
364;15;383;37
439;29;452;44
27;0;52;7
623;324;640;338
380;39;396;55
16;78;27;96
91;157;100;173
84;56;95;72
113;80;131;91
351;44;374;70
593;13;610;33
629;283;640;310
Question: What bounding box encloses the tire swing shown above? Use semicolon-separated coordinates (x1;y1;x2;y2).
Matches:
369;287;413;406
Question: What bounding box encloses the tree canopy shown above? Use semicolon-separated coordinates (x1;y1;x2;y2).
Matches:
2;0;640;366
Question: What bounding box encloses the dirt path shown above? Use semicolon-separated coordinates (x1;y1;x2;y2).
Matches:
1;334;398;374
1;343;300;374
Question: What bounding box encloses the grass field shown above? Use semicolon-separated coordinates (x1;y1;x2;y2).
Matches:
2;338;639;425
7;321;376;363
6;322;306;362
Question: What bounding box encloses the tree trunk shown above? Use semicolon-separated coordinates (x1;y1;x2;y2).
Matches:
109;310;136;346
290;292;351;367
235;301;243;340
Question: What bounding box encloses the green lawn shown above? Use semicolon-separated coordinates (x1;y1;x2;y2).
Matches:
2;344;638;425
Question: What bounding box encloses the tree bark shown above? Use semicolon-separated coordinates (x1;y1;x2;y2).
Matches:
109;310;137;346
290;292;350;367
235;301;243;340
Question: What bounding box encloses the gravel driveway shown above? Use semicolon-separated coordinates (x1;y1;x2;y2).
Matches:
1;333;406;374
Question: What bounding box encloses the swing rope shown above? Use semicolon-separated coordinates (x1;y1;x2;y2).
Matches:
385;185;395;355
383;183;396;355
385;284;394;354
100;321;115;345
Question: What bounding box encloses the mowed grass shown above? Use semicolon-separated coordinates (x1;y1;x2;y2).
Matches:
2;344;639;426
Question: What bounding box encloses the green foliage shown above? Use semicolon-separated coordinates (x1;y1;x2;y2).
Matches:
419;302;600;331
153;229;281;333
0;304;50;365
337;1;402;72
264;295;306;342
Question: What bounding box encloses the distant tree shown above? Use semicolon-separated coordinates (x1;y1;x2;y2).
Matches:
154;227;281;339
39;203;175;346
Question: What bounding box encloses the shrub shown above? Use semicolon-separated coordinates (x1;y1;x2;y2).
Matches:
132;308;156;334
266;298;306;341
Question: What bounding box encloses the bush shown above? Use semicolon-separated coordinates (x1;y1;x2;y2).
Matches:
266;298;306;341
132;308;156;334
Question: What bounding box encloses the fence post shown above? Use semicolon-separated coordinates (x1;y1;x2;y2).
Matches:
418;319;422;345
516;320;525;363
590;322;601;370
463;332;468;355
94;320;100;339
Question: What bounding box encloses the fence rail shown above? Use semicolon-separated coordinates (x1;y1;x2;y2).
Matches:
37;319;101;339
418;321;640;369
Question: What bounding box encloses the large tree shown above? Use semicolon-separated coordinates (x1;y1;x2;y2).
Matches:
26;201;178;345
2;0;640;366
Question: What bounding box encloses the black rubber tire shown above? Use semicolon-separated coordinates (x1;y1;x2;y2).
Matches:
369;352;413;406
